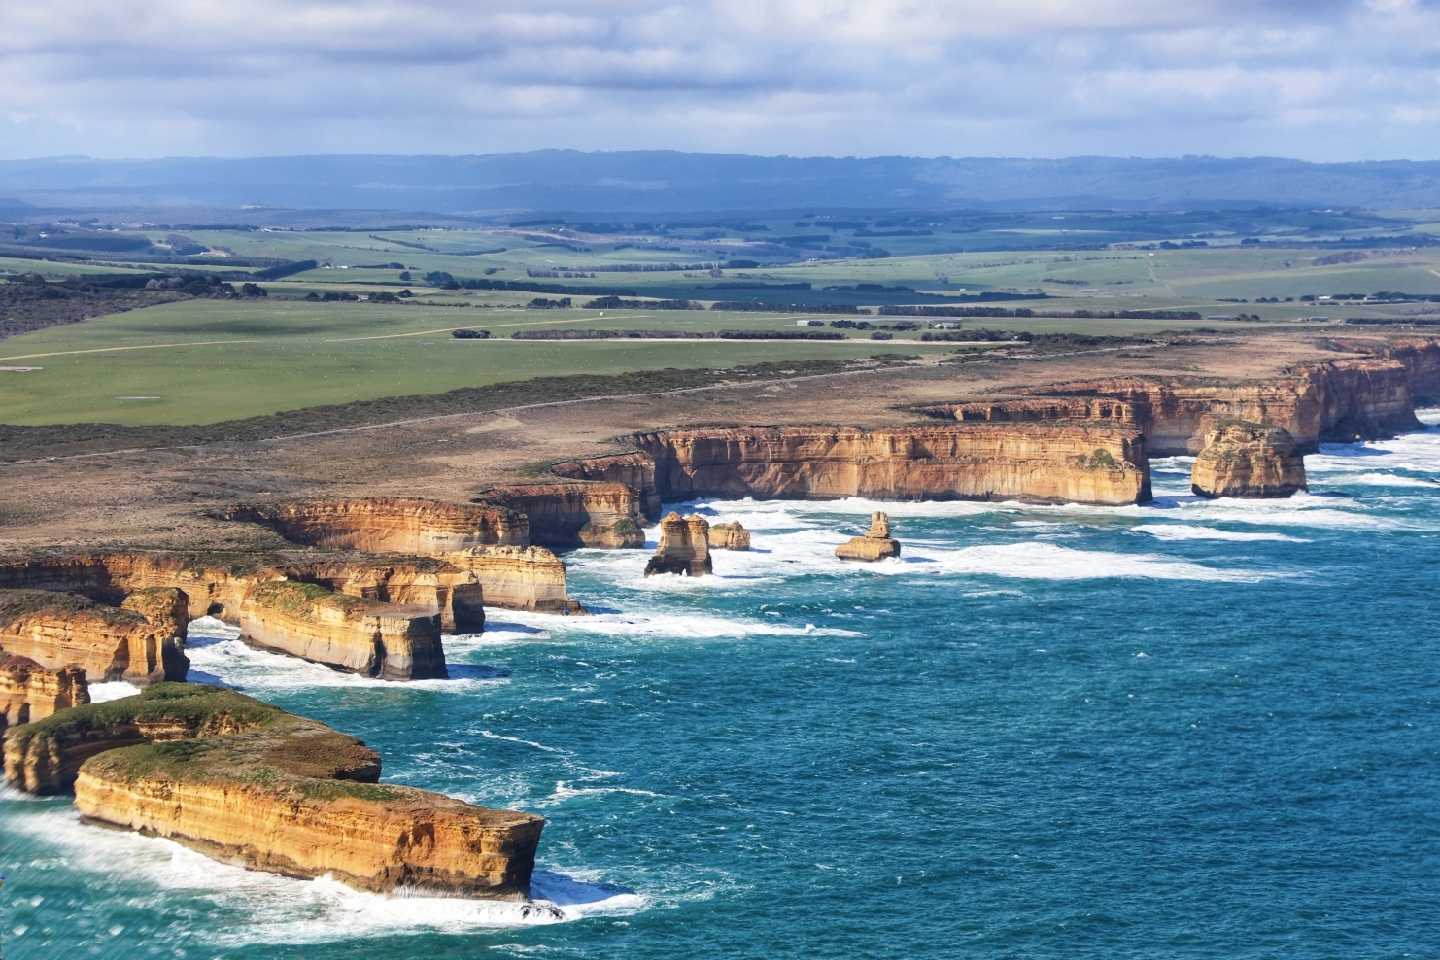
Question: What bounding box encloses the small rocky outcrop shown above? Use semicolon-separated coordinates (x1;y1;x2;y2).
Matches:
0;588;189;685
5;684;544;900
239;580;447;680
644;513;712;577
708;521;751;551
0;654;88;733
1191;421;1308;498
836;512;901;562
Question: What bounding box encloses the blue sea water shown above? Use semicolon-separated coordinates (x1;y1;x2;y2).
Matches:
4;417;1440;958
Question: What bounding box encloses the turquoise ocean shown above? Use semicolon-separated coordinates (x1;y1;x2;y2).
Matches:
3;414;1440;957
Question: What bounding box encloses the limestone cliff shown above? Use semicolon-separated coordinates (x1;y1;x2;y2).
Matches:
221;499;530;553
961;358;1423;454
447;546;587;614
0;654;88;733
835;512;901;562
0;589;188;686
0;553;486;640
477;483;646;550
644;513;712;577
708;521;751;551
551;453;663;521
239;581;447;680
1380;338;1440;404
1191;422;1308;499
7;684;544;899
628;423;1151;506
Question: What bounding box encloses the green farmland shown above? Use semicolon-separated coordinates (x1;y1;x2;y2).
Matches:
4;224;1440;427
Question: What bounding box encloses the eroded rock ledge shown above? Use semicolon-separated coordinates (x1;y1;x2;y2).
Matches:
4;684;544;900
0;587;188;685
220;500;583;614
917;352;1433;455
836;512;901;562
1191;421;1308;498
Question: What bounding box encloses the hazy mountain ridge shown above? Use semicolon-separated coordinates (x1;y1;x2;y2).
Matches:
2;152;1439;214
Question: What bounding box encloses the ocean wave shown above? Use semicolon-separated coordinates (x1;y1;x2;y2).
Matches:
919;541;1270;582
1134;524;1311;543
495;609;861;640
88;681;144;703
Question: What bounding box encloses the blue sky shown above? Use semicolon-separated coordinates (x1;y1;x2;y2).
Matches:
1;0;1438;161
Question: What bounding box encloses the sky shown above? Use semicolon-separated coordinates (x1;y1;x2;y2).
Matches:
1;0;1438;162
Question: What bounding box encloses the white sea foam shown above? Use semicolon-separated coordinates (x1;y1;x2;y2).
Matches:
184;627;512;694
0;805;640;943
921;541;1270;582
1134;524;1311;543
87;681;143;703
494;609;860;640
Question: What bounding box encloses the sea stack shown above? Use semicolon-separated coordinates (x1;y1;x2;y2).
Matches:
1191;421;1308;498
644;512;712;576
708;521;751;551
836;512;901;562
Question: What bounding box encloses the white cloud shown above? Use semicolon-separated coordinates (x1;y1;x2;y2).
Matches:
0;0;1436;159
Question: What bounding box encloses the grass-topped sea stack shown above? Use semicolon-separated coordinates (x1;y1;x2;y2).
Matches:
1191;421;1308;498
3;684;545;900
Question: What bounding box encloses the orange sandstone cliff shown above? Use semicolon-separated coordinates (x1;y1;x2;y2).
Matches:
5;684;545;900
477;483;646;550
628;423;1151;506
239;581;447;680
0;654;88;733
551;453;663;521
0;588;188;686
924;357;1423;455
221;498;529;553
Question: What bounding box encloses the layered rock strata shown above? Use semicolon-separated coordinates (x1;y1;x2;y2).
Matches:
218;501;583;614
1191;422;1308;498
0;552;484;650
708;522;751;551
239;581;447;680
0;654;88;733
477;483;646;550
221;499;529;553
922;358;1422;455
0;588;188;685
551;453;663;521
5;684;544;899
447;547;586;614
836;512;902;562
629;423;1151;506
644;513;713;577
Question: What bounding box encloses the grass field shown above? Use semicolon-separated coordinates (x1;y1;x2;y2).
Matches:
5;238;1440;427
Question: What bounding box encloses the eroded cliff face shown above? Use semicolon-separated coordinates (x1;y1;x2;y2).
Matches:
644;513;712;577
0;589;188;686
966;358;1424;455
1191;422;1308;499
835;512;901;562
629;423;1151;506
551;453;663;522
239;581;447;681
221;499;529;553
477;483;646;550
288;562;485;634
0;654;88;733
7;684;544;900
1381;338;1440;404
447;547;586;614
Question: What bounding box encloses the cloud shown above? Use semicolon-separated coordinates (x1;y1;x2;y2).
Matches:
0;0;1437;160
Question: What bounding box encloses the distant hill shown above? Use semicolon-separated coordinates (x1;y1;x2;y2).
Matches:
2;152;1439;214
